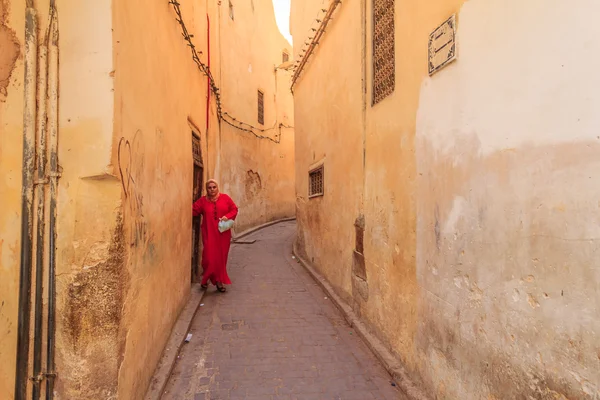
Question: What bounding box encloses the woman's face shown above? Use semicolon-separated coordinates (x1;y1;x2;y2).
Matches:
207;182;219;197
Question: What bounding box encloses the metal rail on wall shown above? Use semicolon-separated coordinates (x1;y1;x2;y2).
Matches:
46;3;60;398
15;3;37;397
15;1;59;399
168;0;293;144
290;0;342;91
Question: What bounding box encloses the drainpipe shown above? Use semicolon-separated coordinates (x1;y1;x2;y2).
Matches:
15;2;37;399
206;14;210;134
215;2;223;180
361;0;367;184
46;5;59;399
206;14;211;178
31;19;49;400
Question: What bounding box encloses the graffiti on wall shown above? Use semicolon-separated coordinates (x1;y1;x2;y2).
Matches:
118;130;148;248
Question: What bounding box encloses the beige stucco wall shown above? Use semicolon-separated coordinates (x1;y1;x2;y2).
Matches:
0;0;24;396
53;0;120;398
292;0;600;399
1;0;118;398
291;0;364;308
1;0;295;398
415;0;600;398
71;0;295;397
110;0;212;398
216;0;295;234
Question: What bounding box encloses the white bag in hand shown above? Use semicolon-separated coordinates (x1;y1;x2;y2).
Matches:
218;219;234;233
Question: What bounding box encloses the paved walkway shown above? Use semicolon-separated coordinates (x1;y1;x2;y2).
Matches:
163;221;403;400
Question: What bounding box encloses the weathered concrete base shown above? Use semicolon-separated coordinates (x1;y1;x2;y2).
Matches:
144;284;206;400
292;241;430;400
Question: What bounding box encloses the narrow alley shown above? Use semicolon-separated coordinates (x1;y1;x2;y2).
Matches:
162;221;402;400
3;0;600;399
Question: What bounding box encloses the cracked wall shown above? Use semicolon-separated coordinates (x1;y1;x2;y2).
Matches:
50;0;121;397
291;0;364;309
0;0;121;398
112;0;295;398
110;0;213;397
1;0;296;398
415;0;600;397
0;0;19;101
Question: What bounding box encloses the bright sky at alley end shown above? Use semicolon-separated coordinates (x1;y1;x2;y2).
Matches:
273;0;292;44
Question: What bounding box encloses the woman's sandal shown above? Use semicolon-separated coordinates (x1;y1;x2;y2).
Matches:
216;283;226;293
200;284;208;290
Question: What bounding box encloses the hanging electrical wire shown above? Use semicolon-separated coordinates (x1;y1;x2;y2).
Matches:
291;6;328;72
169;0;292;143
291;0;342;91
222;119;293;144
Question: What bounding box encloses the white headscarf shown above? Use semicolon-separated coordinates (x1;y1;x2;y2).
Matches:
206;179;220;200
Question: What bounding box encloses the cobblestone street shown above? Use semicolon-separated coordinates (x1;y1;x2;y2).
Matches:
162;221;403;400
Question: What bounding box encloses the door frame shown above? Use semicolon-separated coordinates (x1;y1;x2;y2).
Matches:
191;124;204;283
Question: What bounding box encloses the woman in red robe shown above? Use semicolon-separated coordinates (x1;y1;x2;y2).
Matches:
192;179;238;292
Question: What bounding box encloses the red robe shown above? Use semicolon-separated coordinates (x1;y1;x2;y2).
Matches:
192;194;238;285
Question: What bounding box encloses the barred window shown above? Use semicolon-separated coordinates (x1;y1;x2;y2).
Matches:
282;51;289;63
372;0;395;105
309;166;324;198
257;90;264;125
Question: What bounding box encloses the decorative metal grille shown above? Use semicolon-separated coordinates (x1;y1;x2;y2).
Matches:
309;166;324;198
372;0;395;105
282;51;289;63
257;90;264;125
192;134;202;166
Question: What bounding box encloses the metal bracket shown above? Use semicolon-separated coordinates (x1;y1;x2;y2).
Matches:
33;178;49;186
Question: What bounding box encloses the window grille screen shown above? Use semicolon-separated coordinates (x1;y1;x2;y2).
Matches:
309;166;324;198
372;0;395;105
258;90;264;125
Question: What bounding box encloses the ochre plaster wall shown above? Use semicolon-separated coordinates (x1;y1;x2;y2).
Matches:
52;0;120;398
215;0;295;234
415;0;600;398
110;0;213;398
292;0;600;399
1;0;295;399
0;0;24;396
292;0;365;306
1;1;119;398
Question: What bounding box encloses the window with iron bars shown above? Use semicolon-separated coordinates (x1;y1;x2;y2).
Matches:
257;90;264;125
282;51;290;63
309;166;324;198
372;0;395;105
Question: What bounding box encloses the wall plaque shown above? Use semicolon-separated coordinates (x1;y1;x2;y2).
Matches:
428;14;457;76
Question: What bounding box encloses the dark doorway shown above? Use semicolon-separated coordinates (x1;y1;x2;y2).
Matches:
192;132;203;283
